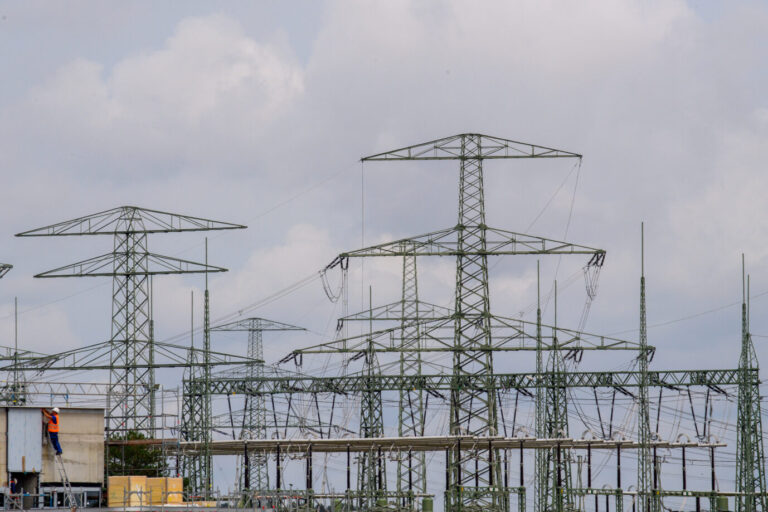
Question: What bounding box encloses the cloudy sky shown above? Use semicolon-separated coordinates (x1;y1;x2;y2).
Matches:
1;0;767;494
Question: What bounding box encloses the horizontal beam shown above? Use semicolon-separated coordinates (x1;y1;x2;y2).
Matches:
116;435;724;455
187;368;748;395
361;134;582;161
34;252;227;278
16;206;246;237
336;226;603;260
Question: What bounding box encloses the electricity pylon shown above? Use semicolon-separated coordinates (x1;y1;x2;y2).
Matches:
16;206;245;437
359;134;586;512
736;257;767;512
0;264;11;279
210;318;305;494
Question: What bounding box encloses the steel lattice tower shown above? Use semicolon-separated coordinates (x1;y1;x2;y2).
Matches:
736;258;767;512
17;207;245;437
444;134;503;510
210;318;304;493
0;264;11;279
358;288;387;510
398;251;427;504
356;134;585;511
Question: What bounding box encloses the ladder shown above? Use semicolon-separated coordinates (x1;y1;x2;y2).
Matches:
53;453;77;511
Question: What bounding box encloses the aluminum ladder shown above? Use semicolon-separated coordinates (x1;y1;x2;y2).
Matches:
53;453;77;511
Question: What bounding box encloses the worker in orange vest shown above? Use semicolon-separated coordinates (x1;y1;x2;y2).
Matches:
42;407;62;455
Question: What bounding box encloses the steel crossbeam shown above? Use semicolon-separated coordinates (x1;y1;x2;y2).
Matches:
186;368;747;396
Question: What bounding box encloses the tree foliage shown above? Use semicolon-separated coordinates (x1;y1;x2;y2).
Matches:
107;431;167;477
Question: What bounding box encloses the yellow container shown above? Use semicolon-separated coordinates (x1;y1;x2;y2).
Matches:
146;477;184;504
147;478;165;505
107;475;147;507
166;477;183;504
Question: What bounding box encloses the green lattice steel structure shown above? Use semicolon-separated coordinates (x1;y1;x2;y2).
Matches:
179;134;768;512
736;260;768;512
16;207;245;440
345;134;592;512
210;318;305;495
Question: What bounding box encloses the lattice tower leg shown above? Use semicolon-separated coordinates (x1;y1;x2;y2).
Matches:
637;270;657;512
107;231;154;437
358;345;385;510
398;252;426;507
181;335;211;496
446;134;503;512
541;345;572;512
244;325;269;493
535;306;547;512
198;287;213;497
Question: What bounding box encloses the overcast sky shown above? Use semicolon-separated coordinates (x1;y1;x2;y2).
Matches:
1;0;767;494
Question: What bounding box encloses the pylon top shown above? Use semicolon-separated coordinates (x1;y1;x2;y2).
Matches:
362;133;582;161
16;206;246;237
211;317;305;332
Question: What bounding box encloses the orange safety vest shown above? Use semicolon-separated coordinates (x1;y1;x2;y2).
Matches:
48;413;59;433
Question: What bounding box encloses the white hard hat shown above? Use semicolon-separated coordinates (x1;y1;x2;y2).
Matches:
52;407;60;413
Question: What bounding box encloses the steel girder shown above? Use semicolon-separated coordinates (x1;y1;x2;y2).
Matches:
185;368;748;397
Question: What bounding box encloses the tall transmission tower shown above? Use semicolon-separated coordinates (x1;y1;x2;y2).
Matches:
736;257;767;512
16;206;245;437
358;133;586;512
210;317;305;494
0;264;11;279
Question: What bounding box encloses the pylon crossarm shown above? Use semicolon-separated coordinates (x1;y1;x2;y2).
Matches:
337;300;452;324
287;315;641;357
32;252;228;278
211;317;305;332
0;263;11;279
362;133;582;161
1;339;259;372
210;361;307;380
15;206;246;236
337;226;603;259
0;345;45;360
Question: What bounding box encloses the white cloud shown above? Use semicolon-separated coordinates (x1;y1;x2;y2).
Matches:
2;14;305;178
